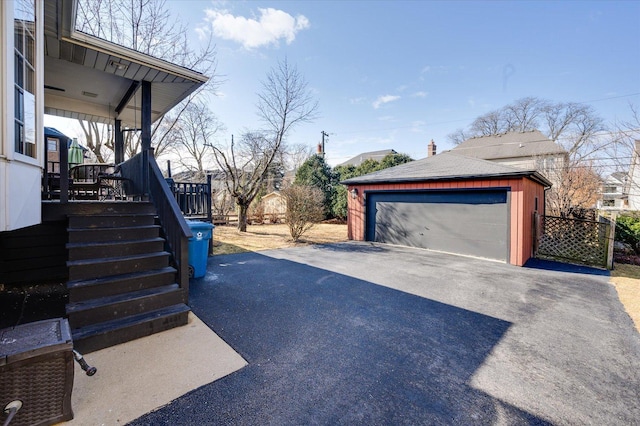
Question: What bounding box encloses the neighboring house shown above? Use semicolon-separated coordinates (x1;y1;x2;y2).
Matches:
342;152;551;266
598;172;629;210
261;192;287;217
338;149;398;168
626;140;640;210
450;130;567;187
45;127;89;172
0;1;208;352
596;140;640;211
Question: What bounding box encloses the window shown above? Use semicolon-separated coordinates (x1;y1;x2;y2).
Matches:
603;200;615;207
14;0;36;158
47;138;58;152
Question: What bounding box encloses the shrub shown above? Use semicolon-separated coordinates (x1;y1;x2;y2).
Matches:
282;185;324;242
615;214;640;254
269;212;280;224
250;200;265;224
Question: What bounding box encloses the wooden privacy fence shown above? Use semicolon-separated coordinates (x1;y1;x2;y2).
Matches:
533;213;615;269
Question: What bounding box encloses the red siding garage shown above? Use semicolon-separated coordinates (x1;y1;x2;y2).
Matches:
342;153;550;266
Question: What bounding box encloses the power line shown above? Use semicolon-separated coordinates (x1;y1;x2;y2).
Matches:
580;92;640;104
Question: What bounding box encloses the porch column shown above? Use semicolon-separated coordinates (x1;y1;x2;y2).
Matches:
141;80;151;194
141;80;152;152
114;119;124;164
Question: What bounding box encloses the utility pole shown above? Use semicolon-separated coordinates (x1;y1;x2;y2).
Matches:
321;131;329;157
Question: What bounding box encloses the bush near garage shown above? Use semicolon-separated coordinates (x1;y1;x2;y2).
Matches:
615;213;640;256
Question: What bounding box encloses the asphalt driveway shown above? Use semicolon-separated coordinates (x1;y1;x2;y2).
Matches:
131;242;640;425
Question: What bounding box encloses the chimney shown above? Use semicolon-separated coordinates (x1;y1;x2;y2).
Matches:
427;139;437;157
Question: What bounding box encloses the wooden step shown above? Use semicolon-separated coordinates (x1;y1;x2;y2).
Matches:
67;284;184;329
71;304;191;354
67;237;165;260
67;251;170;281
67;266;177;302
68;213;156;229
67;225;161;243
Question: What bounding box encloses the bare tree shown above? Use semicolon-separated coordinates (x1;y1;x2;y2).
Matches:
211;59;319;232
447;96;607;215
502;96;545;132
447;128;470;145
75;0;219;162
78;121;113;163
546;164;602;217
470;109;506;136
284;143;315;171
170;100;224;173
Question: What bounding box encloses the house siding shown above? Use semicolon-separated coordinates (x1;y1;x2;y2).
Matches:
347;177;545;266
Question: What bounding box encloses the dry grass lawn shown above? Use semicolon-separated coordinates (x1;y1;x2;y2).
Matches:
611;265;640;333
211;224;640;333
212;223;348;255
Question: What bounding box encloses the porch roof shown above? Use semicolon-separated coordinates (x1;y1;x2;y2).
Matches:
43;0;208;128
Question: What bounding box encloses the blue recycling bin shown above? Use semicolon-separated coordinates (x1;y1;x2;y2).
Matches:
186;220;214;278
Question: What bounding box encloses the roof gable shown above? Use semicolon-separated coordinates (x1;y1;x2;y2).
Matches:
451;130;566;160
341;152;551;187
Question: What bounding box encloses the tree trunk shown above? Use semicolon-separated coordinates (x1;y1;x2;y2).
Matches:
238;203;249;232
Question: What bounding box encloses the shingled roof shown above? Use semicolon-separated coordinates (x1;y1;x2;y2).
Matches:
341;151;552;187
338;149;397;167
451;130;566;160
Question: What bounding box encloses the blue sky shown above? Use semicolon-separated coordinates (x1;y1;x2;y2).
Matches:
47;0;640;167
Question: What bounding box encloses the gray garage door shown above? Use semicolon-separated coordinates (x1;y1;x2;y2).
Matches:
366;190;509;262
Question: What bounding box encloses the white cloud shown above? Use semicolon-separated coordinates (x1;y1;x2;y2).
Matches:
372;95;400;109
203;7;310;49
411;91;428;98
411;120;426;132
349;97;367;105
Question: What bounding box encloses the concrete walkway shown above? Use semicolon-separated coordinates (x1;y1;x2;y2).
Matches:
61;313;246;425
122;242;639;425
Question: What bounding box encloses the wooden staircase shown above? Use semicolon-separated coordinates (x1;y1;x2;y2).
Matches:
65;203;190;353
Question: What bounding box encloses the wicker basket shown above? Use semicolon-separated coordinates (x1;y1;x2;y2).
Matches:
1;318;74;426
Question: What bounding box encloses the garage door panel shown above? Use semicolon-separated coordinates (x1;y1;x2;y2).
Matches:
368;190;508;261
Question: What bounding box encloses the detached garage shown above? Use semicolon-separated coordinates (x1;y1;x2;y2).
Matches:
342;152;551;266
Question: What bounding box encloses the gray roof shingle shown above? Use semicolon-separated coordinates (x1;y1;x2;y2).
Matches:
451;130;566;160
341;151;552;187
338;149;397;167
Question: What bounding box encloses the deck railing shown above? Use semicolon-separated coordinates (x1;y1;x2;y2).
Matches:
166;175;212;222
120;150;192;295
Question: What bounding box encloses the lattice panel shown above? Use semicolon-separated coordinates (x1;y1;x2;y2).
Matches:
536;215;609;268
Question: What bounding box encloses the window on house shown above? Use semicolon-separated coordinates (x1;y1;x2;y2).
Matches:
603;200;615;207
14;0;37;158
603;186;617;193
47;138;58;151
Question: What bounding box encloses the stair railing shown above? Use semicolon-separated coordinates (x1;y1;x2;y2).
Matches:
119;150;192;298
